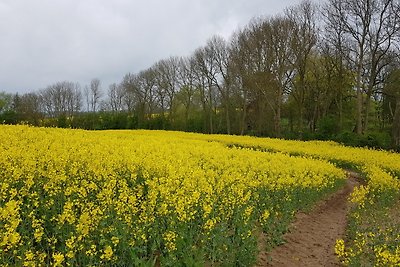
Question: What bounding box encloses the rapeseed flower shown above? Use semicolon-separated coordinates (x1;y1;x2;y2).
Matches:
1;125;397;266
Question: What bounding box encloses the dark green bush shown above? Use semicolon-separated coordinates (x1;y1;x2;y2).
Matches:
334;131;391;149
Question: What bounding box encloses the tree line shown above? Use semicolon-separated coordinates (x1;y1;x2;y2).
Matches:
1;0;400;150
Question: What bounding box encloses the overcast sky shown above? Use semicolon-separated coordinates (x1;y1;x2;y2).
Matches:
0;0;303;94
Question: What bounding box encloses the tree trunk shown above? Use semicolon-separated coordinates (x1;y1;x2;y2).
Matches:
338;93;343;131
363;91;372;133
392;97;400;148
355;28;367;135
257;96;264;136
184;106;189;131
240;93;247;135
356;74;364;134
297;102;304;135
274;89;282;137
225;102;231;135
363;65;378;132
274;106;281;137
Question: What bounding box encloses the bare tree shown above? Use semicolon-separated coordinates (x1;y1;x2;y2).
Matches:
137;68;157;122
108;83;125;112
286;0;318;133
40;81;81;118
120;73;137;113
324;0;400;133
68;83;82;115
322;2;353;130
230;28;254;135
89;78;102;112
121;70;157;125
193;47;218;133
83;86;90;112
176;56;197;130
229;15;296;136
203;35;233;134
264;16;296;136
154;57;181;125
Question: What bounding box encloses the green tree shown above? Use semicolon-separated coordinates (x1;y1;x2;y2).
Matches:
384;69;400;148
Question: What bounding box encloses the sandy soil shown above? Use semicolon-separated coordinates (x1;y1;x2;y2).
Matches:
257;172;360;267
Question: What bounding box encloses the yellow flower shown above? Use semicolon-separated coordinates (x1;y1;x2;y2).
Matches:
260;209;270;224
65;236;76;250
111;236;120;246
100;245;113;261
1;125;399;266
52;252;64;267
349;185;369;207
334;239;350;265
25;250;34;261
85;244;97;256
66;251;75;259
23;250;36;267
203;218;217;232
163;231;177;252
244;206;253;220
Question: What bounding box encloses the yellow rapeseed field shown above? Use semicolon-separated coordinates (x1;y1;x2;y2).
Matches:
0;125;399;266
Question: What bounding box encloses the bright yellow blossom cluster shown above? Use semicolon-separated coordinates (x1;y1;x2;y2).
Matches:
163;231;177;252
174;131;400;266
0;125;347;266
0;125;399;265
375;245;400;266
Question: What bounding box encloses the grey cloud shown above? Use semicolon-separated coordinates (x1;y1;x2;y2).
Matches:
0;0;303;94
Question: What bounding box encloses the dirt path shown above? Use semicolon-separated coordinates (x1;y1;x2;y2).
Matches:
257;172;360;267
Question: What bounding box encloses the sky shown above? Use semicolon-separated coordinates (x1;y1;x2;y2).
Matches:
0;0;303;94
